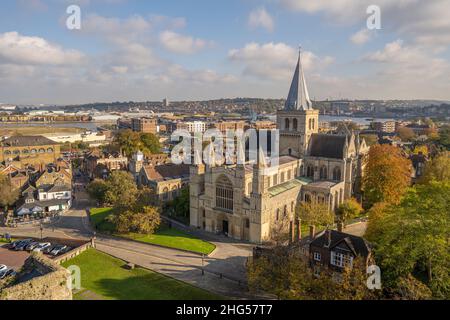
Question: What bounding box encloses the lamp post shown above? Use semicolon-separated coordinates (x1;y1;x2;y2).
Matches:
40;221;43;240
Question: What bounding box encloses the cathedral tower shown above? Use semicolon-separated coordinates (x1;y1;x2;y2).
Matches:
277;48;319;157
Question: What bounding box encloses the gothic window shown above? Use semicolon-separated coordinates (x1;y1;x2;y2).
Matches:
247;182;252;194
335;191;339;209
47;148;54;153
281;172;285;183
319;166;328;180
285;118;290;130
283;205;288;217
300;165;304;176
305;194;311;203
309;118;312;130
287;170;291;180
4;150;11;155
312;119;316;130
38;148;45;153
163;187;169;201
22;149;29;154
273;174;278;186
216;175;234;212
333;167;342;181
31;149;37;154
13;150;20;155
293;118;298;131
306;165;314;178
276;208;280;220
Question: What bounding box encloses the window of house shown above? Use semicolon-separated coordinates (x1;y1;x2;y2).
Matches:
331;251;353;268
313;252;321;261
216;175;234;212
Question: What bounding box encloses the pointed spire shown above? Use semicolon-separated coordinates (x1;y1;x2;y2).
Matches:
285;46;313;111
257;148;267;168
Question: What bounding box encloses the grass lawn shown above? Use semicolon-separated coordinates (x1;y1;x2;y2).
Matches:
90;208;215;255
124;227;216;255
90;207;116;233
62;249;223;300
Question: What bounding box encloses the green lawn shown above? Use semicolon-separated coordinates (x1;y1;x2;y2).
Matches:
90;208;215;255
124;227;216;255
62;249;223;300
90;207;116;233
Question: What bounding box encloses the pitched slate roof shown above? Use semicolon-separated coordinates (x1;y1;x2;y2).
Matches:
310;230;371;258
309;134;347;159
1;136;58;147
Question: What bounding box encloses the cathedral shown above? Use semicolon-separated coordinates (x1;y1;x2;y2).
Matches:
189;50;369;244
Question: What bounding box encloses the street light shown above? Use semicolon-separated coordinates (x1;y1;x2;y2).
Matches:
40;221;43;240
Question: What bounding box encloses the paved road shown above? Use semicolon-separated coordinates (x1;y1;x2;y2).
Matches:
0;188;256;298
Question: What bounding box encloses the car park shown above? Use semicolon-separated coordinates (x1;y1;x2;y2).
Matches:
33;243;51;253
0;268;17;279
25;241;40;251
50;245;68;256
13;239;33;251
43;244;57;254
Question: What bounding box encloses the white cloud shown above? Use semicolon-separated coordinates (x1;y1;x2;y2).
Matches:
279;0;450;46
229;42;333;80
159;31;211;54
350;29;372;45
0;32;84;66
248;7;274;32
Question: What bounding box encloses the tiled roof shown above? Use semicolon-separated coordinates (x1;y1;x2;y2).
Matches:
309;134;347;159
143;164;190;181
310;230;371;258
2;136;58;147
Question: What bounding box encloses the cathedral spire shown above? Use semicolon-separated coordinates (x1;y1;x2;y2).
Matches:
284;47;313;111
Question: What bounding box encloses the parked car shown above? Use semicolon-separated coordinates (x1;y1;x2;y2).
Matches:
9;239;27;250
14;239;33;251
43;244;57;254
0;264;7;273
50;245;68;256
25;241;40;251
0;268;16;280
33;242;51;253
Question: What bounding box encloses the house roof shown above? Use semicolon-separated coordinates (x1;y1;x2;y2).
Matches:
142;163;190;182
309;230;371;258
309;134;347;159
1;136;58;147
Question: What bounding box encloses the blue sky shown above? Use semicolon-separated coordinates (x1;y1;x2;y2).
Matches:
0;0;449;104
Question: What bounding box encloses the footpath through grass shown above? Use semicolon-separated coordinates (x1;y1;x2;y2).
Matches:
62;249;222;300
90;208;215;255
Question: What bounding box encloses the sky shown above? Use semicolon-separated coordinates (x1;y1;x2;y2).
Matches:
0;0;450;105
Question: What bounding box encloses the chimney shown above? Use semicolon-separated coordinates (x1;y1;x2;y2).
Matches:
325;229;332;247
296;219;301;242
309;225;316;239
337;222;344;232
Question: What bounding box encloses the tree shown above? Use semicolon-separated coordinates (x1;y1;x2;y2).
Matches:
418;151;450;184
114;129;161;157
0;175;19;210
362;144;412;206
104;171;138;208
397;126;415;141
140;133;161;155
296;202;334;227
436;125;450;150
368;181;450;298
169;188;189;218
412;145;428;156
336;198;364;225
364;202;388;242
86;179;108;205
115;206;161;234
248;246;376;300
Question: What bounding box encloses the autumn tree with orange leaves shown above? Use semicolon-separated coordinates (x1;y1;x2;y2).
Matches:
362;144;412;207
